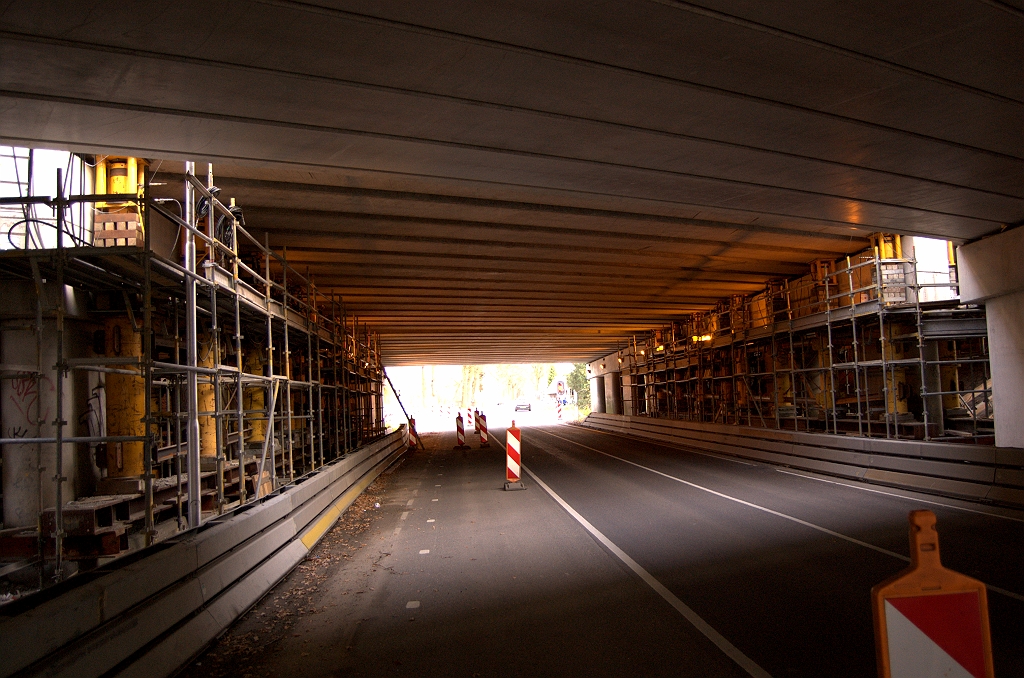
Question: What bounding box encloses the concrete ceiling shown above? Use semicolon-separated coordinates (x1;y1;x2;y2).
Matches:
1;1;1022;365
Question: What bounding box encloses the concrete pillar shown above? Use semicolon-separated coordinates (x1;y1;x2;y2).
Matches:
1;281;86;527
958;228;1024;448
590;376;606;413
605;372;622;415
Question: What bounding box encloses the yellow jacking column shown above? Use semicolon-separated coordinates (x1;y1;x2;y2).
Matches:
198;334;217;458
243;346;266;443
105;317;144;477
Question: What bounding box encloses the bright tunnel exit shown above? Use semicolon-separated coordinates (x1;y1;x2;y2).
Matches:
383;363;593;432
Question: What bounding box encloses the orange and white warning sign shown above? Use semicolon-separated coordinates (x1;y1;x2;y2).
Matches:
872;510;994;678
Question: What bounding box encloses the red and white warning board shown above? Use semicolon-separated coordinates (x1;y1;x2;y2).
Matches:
872;510;994;678
506;422;521;482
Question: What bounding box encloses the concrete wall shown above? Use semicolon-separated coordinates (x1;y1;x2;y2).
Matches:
959;227;1024;448
1;282;95;527
604;372;622;415
589;376;605;413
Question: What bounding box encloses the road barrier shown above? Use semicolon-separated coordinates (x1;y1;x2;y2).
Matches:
467;408;474;432
872;510;993;678
473;408;480;433
454;413;469;450
505;421;524;490
557;400;563;420
479;413;490;448
0;426;410;678
581;413;1024;508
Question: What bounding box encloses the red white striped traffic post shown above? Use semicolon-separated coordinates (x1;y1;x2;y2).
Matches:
479;412;490;447
557;400;563;420
504;420;524;490
453;412;470;450
473;408;480;433
872;510;994;678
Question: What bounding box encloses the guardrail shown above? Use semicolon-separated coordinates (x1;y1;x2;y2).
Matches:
581;414;1024;508
0;426;409;678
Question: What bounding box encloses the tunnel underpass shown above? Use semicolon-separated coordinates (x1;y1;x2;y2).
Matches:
1;2;1023;677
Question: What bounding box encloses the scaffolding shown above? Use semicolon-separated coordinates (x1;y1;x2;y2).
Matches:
620;238;992;443
0;160;385;587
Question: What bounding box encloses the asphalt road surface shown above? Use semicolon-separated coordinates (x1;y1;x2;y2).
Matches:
184;423;1024;677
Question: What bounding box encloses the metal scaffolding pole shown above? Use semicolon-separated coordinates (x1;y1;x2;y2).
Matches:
184;161;201;528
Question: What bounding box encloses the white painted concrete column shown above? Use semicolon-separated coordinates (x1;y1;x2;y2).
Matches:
590;376;606;413
958;228;1024;448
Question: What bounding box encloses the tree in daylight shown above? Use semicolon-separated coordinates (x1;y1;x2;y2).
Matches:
567;363;590;410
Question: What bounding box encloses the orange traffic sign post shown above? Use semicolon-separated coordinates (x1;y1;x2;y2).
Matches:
872;510;994;678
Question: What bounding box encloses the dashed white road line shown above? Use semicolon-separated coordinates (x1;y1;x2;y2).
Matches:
524;464;772;678
400;511;409;521
419;549;430;555
406;601;420;609
426;519;435;523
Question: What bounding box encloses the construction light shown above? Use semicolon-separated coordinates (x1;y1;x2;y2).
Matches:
640;349;645;356
692;334;712;342
656;345;664;352
617;357;623;364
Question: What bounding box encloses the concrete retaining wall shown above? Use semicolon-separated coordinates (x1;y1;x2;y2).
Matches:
581;414;1024;508
0;426;409;678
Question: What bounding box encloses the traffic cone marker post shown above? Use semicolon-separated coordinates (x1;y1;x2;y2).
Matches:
453;413;470;450
473;408;480;433
479;412;490;448
871;510;994;678
504;420;525;491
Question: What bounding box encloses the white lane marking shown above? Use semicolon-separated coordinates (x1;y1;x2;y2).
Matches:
435;484;442;487
582;425;756;465
419;549;430;555
393;527;402;536
400;511;409;521
585;425;1022;522
431;498;438;502
406;601;420;609
426;519;435;523
406;499;414;506
525;465;772;678
540;429;1024;604
774;468;1024;524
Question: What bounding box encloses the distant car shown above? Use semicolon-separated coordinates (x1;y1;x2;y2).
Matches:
514;400;531;412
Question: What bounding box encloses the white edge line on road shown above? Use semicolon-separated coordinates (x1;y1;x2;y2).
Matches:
536;429;1024;605
581;425;756;465
523;463;773;678
579;424;1023;523
772;468;1024;524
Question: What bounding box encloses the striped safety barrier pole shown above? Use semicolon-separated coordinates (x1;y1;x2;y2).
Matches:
557;400;563;420
473;408;480;433
504;420;525;490
453;412;469;450
479;413;490;447
467;408;474;432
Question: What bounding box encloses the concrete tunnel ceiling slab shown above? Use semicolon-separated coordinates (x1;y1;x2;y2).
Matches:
1;0;1021;365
